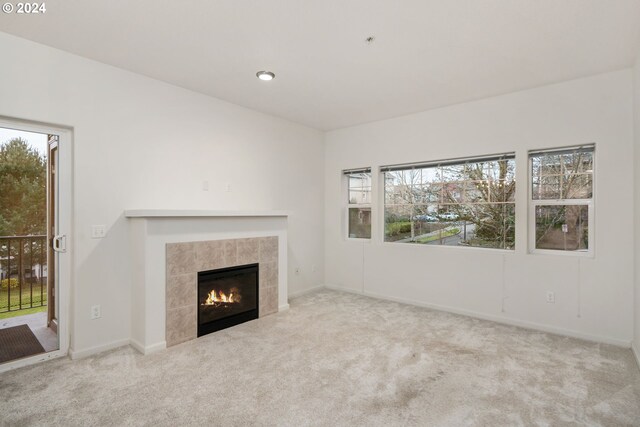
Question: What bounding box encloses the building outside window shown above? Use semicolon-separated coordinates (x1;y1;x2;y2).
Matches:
381;154;515;249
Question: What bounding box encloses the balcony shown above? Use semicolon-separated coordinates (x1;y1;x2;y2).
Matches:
0;235;47;317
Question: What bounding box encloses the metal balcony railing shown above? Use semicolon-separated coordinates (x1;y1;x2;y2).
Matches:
0;235;47;313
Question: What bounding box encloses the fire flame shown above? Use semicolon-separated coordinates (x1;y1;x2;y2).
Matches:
204;289;237;305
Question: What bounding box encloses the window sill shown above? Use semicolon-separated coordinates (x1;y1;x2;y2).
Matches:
345;237;372;243
529;248;594;258
380;240;515;254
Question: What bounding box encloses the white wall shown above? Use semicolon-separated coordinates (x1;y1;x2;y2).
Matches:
325;70;634;346
634;56;640;362
0;32;325;355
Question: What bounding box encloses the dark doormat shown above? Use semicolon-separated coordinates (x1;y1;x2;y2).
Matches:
0;324;46;363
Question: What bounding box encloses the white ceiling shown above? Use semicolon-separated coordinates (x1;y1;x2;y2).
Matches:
2;0;640;130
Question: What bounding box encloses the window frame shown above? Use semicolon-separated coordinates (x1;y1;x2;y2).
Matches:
380;153;516;251
528;145;595;257
343;168;372;241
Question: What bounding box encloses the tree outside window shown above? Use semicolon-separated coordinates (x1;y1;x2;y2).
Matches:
383;154;515;249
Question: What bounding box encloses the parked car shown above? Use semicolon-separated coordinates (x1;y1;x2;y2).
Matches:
438;212;459;221
413;214;438;222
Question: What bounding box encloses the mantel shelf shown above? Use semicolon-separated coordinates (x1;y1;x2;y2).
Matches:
124;209;290;218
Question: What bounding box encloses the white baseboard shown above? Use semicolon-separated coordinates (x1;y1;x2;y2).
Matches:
130;339;166;355
324;284;632;348
278;303;290;312
68;338;130;360
632;342;640;372
288;285;325;299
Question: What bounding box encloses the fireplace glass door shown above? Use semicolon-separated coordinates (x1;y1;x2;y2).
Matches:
197;263;259;337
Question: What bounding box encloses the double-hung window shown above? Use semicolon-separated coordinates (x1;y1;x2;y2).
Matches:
381;153;516;249
344;168;372;239
529;145;594;254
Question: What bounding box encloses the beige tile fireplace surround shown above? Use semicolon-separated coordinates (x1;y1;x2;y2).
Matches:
165;236;279;347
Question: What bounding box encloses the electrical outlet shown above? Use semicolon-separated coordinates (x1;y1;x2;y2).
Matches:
225;183;232;192
546;291;555;304
91;225;106;239
91;305;101;319
202;180;209;191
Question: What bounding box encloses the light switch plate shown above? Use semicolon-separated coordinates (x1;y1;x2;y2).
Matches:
91;225;106;239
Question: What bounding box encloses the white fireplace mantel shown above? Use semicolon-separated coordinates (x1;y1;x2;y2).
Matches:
126;211;289;355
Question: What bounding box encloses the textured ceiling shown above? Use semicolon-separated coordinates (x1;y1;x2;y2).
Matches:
1;0;640;130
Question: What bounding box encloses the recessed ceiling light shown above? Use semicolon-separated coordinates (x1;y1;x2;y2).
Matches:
256;71;275;81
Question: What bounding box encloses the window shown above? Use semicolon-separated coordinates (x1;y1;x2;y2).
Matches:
382;154;515;249
529;145;594;254
344;168;371;239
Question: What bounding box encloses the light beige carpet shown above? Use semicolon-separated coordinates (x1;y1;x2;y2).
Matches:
1;289;639;426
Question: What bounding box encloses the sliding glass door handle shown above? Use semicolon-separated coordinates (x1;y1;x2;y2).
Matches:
52;234;67;253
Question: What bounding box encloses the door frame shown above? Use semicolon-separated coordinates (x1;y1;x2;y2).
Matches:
0;116;73;373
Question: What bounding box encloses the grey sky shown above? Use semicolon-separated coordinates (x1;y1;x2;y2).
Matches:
0;127;48;157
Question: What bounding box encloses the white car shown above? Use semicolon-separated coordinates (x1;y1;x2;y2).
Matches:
438;212;459;221
414;214;438;222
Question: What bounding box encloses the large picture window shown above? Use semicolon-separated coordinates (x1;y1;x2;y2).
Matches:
382;154;515;249
344;168;372;239
529;145;594;254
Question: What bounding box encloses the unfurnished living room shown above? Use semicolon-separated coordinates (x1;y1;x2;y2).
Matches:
1;1;640;426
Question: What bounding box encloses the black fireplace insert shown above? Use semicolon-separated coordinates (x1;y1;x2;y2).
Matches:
197;263;259;337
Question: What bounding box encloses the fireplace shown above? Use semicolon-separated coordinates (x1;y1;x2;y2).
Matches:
161;236;279;349
197;263;259;337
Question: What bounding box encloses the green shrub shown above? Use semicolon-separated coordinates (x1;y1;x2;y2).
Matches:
385;221;412;237
0;278;19;290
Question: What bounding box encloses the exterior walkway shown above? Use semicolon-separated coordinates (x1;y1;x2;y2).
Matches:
0;311;58;352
